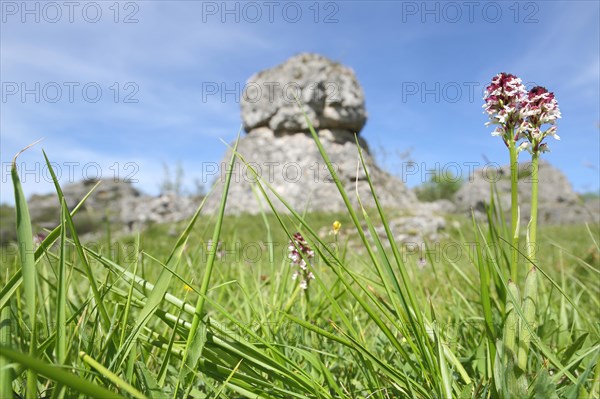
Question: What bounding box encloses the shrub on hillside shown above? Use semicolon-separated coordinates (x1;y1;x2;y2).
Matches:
414;171;463;202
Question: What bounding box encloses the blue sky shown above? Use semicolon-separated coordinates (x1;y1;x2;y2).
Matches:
1;0;599;204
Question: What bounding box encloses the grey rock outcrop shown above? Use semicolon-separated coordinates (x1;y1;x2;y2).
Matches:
454;161;598;225
205;127;416;214
28;178;141;228
205;54;418;216
27;179;198;232
121;192;197;229
374;213;447;245
241;53;367;134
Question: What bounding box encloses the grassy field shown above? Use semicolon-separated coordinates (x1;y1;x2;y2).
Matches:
1;134;599;398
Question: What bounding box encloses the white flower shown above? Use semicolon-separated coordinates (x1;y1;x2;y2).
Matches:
491;127;504;137
539;143;551;153
517;142;532;153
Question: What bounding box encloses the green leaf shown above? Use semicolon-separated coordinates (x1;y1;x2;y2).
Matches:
0;305;13;398
80;351;146;399
561;333;589;365
135;361;167;399
563;348;599;399
534;368;558;399
55;200;68;365
42;150;112;330
0;179;101;311
11;143;39;398
1;346;127;398
112;187;211;372
518;266;538;371
177;133;240;394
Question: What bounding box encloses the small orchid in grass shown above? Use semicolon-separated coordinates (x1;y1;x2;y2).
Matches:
288;232;315;290
519;86;561;154
482;72;560;393
483;72;527;146
483;72;527;281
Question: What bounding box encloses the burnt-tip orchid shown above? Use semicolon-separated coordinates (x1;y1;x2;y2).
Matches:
519;86;561;154
483;72;527;146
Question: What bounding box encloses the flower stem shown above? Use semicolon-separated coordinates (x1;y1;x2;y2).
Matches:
508;138;520;282
304;287;312;322
528;153;539;262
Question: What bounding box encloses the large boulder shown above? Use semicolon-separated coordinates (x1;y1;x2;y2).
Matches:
204;127;416;214
205;54;417;215
454;161;598;224
241;53;367;134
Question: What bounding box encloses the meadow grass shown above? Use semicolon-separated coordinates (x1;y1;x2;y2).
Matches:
1;127;598;398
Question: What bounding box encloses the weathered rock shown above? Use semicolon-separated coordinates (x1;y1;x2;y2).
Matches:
28;178;141;227
454;161;598;224
27;179;199;232
66;178;140;209
27;193;62;228
204;127;416;214
120;192;197;230
420;199;457;215
367;200;455;246
205;54;427;220
377;214;447;244
241;53;367;134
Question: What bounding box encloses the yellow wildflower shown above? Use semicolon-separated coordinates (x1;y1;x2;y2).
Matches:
332;221;341;235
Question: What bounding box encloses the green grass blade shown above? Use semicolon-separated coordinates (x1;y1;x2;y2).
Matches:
563;348;599;399
55;200;68;365
178;133;240;393
112;185;210;371
1;346;127;398
119;235;140;348
80;351;146;399
517;266;538;371
221;147;357;337
0;180;102;310
501;236;599;337
483;236;578;384
433;318;452;398
213;359;243;398
0;270;21;320
11;144;39;398
135;361;167;399
472;214;497;364
41;150;112;330
0;304;13;398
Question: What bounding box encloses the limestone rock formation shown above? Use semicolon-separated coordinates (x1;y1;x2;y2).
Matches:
120;192;197;229
27;179;198;232
205;53;417;215
454;161;598;224
241;53;367;134
28;178;141;228
206;128;416;214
